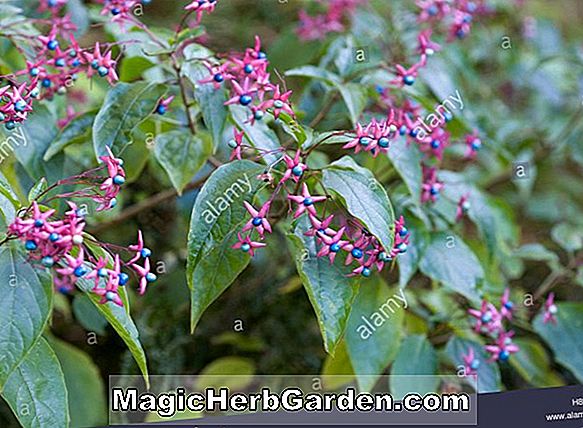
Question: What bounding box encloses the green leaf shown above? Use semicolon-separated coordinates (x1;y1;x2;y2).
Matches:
0;242;53;388
2;338;69;428
287;216;359;354
551;223;583;252
93;82;167;158
397;218;429;288
184;63;228;148
230;105;281;164
387;142;423;202
510;338;564;388
418;233;483;302
323;156;395;251
285;66;341;85
72;294;108;335
534;302;583;382
76;277;149;387
47;335;107;427
187;161;265;332
44;111;96;161
345;279;404;392
27;178;48;203
153;130;212;195
302;131;353;150
321;341;355;390
390;335;438;400
336;82;367;126
196;357;255;391
445;336;501;393
0;104;59;180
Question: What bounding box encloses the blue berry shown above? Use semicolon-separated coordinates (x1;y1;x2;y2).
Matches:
0;113;4;122
471;140;482;151
71;59;81;67
141;248;152;258
470;360;480;370
49;233;60;242
399;125;407;136
146;272;157;283
254;110;264;121
399;227;408;237
25;240;38;251
91;60;99;70
330;243;341;253
252;217;262;227
462;201;471;212
258;51;267;59
119;272;130;286
30;87;40;98
403;75;415;86
430;185;440;195
361;267;371;277
227;139;238;149
409;128;419;138
69;50;77;58
105;291;117;302
156;104;167;115
5;121;16;130
213;73;224;83
239;94;252;106
41;257;54;268
443;111;453;122
14;100;27;112
359;136;371;146
303;197;313;206
98;268;108;277
481;311;493;323
504;301;514;310
351;248;363;259
273;100;284;109
111;7;121;15
243;64;254;74
55;58;65;67
292;166;303;177
113;175;126;185
397;242;408;253
431;140;440;149
42;78;52;88
456;29;466;39
141;0;152;4
499;350;510;362
98;66;109;77
428;5;438;16
74;266;88;277
47;39;59;50
378;137;390;148
241;243;251;252
34;219;44;228
110;198;118;208
30;67;40;77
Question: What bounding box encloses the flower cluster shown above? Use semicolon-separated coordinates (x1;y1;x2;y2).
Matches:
233;173;411;279
200;36;294;123
185;0;219;23
0;2;124;129
296;0;367;41
7;152;156;306
466;289;520;363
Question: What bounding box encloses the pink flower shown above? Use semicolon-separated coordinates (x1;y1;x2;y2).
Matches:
232;232;266;257
288;183;327;218
258;85;294;119
242;201;272;237
462;348;480;376
500;288;515;321
185;0;219;23
390;63;422;87
280;150;307;184
455;193;471;222
317;227;350;263
342;123;373;154
464;130;482;159
468;300;502;334
485;330;519;362
421;166;444;203
83;42;119;84
417;29;441;56
228;129;245;161
131;257;156;295
305;214;336;239
543;293;558;324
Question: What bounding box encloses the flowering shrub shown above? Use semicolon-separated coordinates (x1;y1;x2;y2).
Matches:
0;0;582;426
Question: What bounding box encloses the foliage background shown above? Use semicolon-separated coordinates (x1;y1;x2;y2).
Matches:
0;0;582;426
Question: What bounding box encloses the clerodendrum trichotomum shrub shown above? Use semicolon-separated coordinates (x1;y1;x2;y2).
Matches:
0;0;582;426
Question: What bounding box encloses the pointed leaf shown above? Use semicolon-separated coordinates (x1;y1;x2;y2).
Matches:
323;156;395;251
2;338;69;428
390;335;438;400
187;161;265;332
154;130;212;195
287;216;359;354
230;105;281;164
345;280;404;392
0;242;52;387
93;82;167;158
